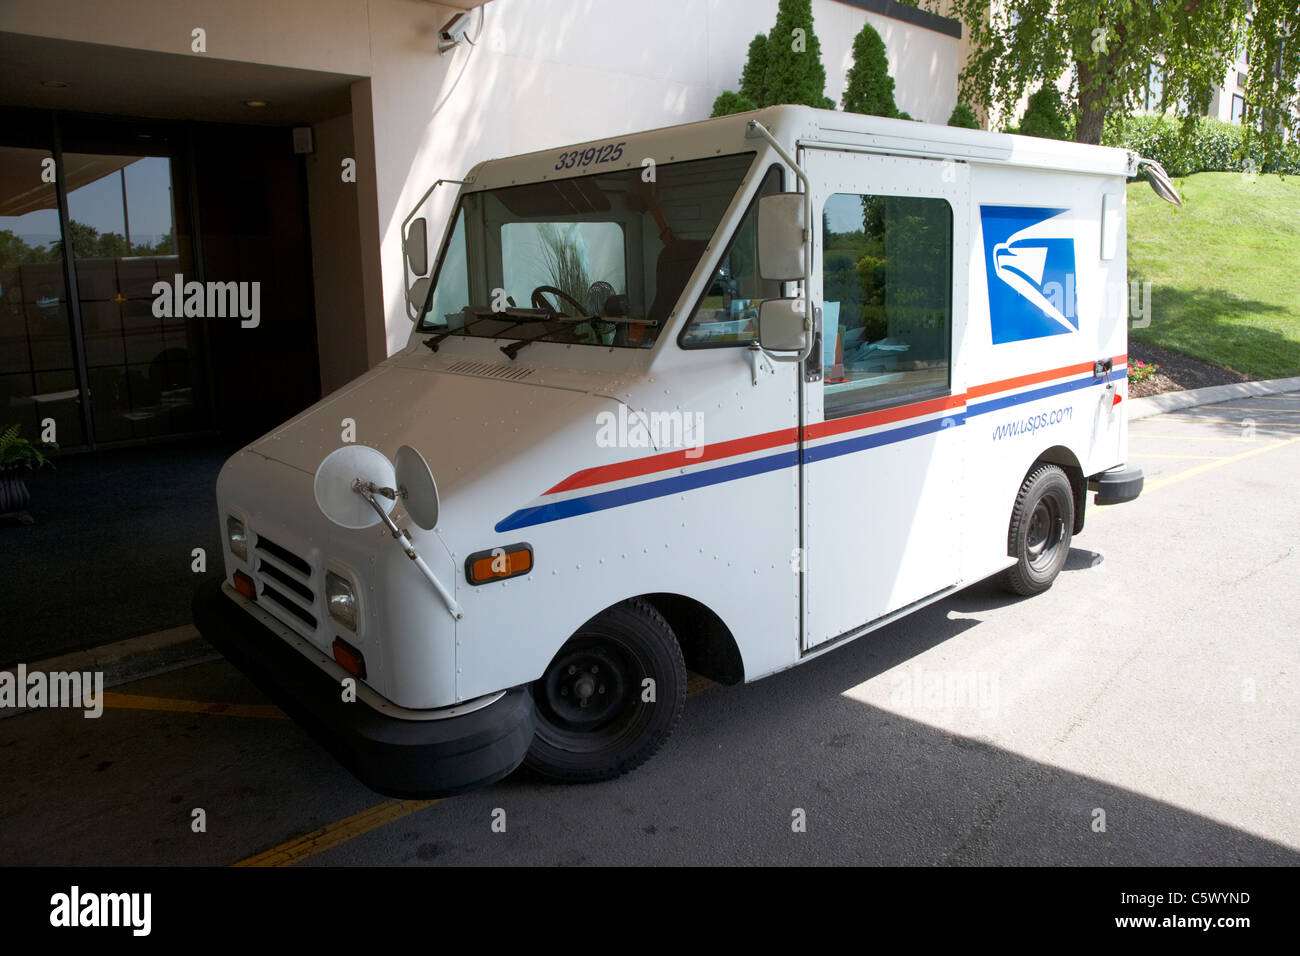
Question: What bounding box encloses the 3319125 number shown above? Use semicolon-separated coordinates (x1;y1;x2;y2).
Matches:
554;141;626;171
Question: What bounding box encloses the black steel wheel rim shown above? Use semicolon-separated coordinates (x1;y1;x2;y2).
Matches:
534;636;646;752
1026;495;1064;571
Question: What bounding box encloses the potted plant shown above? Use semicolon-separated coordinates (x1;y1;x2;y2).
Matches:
0;424;56;521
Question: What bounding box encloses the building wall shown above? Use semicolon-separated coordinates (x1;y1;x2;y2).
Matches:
367;0;960;356
305;112;370;393
0;0;960;367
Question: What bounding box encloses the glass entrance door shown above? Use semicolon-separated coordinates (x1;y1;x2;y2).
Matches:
0;144;84;449
0;114;209;451
64;153;206;442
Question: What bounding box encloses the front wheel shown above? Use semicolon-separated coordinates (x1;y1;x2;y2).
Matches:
1001;463;1075;596
524;598;686;783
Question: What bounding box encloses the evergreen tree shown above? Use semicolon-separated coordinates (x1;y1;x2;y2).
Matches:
763;0;830;108
739;33;769;107
841;22;898;117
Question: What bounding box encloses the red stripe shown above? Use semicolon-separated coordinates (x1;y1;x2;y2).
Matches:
546;354;1128;496
544;426;799;495
802;392;966;442
968;354;1127;400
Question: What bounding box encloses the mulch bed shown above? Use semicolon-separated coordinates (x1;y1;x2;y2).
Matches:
1128;342;1251;398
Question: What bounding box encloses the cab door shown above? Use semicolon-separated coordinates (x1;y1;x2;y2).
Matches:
800;149;969;651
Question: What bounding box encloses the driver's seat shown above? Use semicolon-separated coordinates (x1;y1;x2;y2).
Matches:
647;239;709;326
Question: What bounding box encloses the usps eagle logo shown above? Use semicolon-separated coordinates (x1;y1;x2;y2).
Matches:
980;205;1078;344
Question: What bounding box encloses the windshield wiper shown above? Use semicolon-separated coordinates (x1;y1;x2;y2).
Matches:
423;305;548;352
499;316;589;360
500;315;660;360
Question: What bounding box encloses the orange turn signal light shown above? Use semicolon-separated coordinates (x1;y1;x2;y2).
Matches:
465;543;534;586
233;570;256;600
332;637;367;679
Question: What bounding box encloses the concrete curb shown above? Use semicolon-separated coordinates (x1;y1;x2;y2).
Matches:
1128;375;1300;421
1;625;219;721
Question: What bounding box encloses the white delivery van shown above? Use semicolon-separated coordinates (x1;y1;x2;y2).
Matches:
194;105;1178;797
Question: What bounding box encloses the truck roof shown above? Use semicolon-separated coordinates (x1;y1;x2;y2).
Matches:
466;104;1136;192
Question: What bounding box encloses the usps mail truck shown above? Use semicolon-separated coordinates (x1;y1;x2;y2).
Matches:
193;105;1178;797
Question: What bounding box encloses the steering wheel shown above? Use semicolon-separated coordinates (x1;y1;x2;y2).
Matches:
530;285;588;318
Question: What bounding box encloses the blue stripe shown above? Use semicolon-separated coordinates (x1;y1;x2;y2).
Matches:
967;371;1124;418
803;412;965;465
495;449;800;532
496;371;1123;531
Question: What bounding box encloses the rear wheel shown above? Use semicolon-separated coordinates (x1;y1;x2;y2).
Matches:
524;598;686;783
1002;463;1074;596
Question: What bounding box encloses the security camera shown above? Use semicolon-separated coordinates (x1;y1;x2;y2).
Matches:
438;12;471;54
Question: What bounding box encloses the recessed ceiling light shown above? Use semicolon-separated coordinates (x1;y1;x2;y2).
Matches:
41;80;69;89
243;99;268;108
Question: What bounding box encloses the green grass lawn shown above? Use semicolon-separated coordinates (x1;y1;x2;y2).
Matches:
1127;171;1300;380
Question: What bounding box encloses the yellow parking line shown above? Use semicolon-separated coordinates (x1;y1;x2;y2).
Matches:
102;692;286;719
1157;418;1300;427
1129;452;1225;460
1192;406;1300;414
1144;438;1299;493
233;799;438;866
231;678;715;867
1130;433;1265;442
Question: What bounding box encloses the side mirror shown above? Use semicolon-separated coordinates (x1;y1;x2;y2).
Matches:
758;298;808;352
405;217;429;276
757;193;805;282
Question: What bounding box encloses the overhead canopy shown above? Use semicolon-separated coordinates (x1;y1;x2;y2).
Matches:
0;148;142;218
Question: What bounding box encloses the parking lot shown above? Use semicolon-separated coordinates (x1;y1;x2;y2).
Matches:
3;394;1298;866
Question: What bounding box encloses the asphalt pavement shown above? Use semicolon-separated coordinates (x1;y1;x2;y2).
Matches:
2;393;1297;866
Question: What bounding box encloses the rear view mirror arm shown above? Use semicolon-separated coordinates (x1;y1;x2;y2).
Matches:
746;120;813;364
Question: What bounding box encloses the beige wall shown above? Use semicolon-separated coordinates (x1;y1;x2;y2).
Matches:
0;0;374;76
305;112;371;392
2;0;962;370
366;0;962;356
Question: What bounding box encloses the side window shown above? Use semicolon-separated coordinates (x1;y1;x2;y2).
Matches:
680;166;784;347
822;192;953;418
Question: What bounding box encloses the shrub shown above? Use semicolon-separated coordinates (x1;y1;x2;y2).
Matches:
948;103;980;129
711;90;758;118
1018;86;1072;141
1103;114;1300;177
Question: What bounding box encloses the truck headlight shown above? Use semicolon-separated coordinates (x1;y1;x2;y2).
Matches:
227;516;248;561
326;571;358;631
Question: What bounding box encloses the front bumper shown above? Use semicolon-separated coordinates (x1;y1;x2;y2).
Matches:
192;578;536;798
1091;463;1145;505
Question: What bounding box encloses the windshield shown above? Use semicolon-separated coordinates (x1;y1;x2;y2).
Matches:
416;152;755;350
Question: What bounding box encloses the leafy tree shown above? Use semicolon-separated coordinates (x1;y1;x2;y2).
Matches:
764;0;833;108
1018;85;1072;140
947;103;980;128
929;0;1300;163
711;90;758;118
842;22;900;117
739;34;770;107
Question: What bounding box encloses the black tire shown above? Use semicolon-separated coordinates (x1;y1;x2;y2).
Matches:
524;598;686;783
1001;463;1075;597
